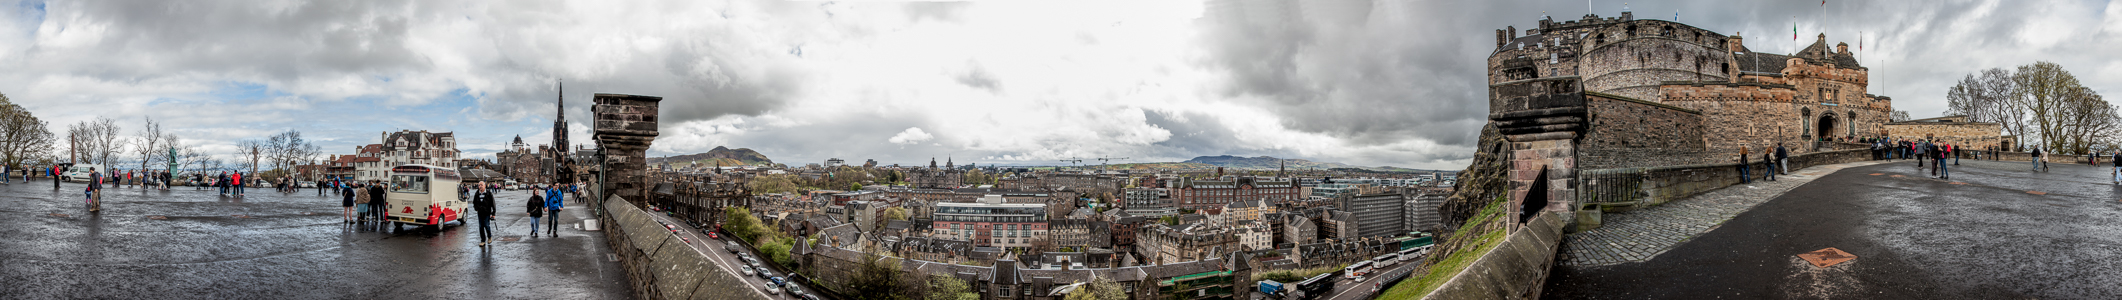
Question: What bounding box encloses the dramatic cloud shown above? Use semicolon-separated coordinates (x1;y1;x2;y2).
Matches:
0;0;2114;170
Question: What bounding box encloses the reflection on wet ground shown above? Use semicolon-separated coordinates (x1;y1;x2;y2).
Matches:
0;180;631;299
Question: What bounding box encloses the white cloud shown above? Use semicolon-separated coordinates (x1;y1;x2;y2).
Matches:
887;127;934;145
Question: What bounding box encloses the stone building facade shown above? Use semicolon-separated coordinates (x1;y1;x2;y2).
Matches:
909;158;964;189
1883;116;2014;149
1486;12;1898;228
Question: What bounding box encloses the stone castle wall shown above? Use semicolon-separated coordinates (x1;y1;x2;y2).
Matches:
1579;93;1723;169
1580;35;1732;102
1884;122;2014;149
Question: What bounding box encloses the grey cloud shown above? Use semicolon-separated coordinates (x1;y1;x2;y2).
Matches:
956;64;1002;92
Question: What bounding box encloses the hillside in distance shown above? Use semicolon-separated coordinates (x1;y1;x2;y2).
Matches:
648;146;774;166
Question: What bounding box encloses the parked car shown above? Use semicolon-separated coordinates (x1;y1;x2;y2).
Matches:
727;241;741;253
759;270;776;280
770;276;786;287
707;232;719;240
764;285;781;295
801;294;821;300
739;265;756;276
786;284;805;297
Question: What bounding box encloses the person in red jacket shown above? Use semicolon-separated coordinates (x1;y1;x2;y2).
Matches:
233;172;245;196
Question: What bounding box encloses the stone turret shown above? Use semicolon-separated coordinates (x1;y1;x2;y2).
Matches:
593;93;663;202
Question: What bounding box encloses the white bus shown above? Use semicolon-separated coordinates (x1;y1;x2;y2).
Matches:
1373;253;1401;267
384;164;466;230
1345;261;1374;282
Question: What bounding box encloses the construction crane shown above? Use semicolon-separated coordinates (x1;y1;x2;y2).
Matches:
1059;157;1083;171
1096;156;1129;172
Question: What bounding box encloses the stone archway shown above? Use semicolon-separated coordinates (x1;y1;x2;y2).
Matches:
1817;114;1838;142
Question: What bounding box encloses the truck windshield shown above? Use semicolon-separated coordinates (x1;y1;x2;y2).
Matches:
391;175;429;194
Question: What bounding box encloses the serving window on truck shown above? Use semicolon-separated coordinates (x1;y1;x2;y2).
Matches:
392;174;430;193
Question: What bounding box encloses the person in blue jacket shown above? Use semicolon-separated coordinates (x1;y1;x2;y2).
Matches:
544;185;564;237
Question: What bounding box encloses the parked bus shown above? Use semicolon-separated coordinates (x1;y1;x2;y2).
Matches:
384;164;466;230
1289;271;1337;300
1373;253;1401;267
1345;261;1373;282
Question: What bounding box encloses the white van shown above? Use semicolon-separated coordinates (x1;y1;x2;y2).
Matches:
62;164;105;183
383;164;466;230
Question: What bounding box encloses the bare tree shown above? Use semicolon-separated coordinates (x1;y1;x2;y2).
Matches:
0;94;55;168
1889;111;1910;122
67;117;125;167
2011;61;2109;154
263;130;320;177
168;136;210;173
131;117;165;172
237;139;264;175
1947;68;2025;141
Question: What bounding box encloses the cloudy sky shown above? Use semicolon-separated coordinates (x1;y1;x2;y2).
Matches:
1;0;2117;170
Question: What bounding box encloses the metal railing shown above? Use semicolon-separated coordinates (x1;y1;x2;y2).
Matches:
1575;168;1646;206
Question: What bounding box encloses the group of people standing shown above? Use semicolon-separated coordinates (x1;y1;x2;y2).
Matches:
1738;143;1792;183
1877;139;1960;180
341;179;391;231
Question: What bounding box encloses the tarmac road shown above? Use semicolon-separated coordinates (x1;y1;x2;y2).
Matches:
0;179;631;299
1543;159;2122;299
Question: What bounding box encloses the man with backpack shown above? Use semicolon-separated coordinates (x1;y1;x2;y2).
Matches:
475;182;497;246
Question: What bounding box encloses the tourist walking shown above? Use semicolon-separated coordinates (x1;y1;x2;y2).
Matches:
2031;147;2046;172
1914;140;1928;170
1763;150;1777;182
1932;142;1949;179
342;181;357;224
474;182;496;246
545;186;564;237
85;168;101;212
527;189;546;237
2112;152;2122;185
1776;143;1790;175
1739;146;1752;184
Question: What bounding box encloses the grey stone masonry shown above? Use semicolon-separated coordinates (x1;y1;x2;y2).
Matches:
594;93;662;203
1558;160;1892;266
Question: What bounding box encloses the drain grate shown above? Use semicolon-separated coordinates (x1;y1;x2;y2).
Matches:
1797;247;1856;268
49;213;70;218
147;215;168;220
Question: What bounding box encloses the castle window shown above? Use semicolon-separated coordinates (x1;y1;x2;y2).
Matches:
1596;33;1606;44
1625;25;1636;37
1663;25;1675;37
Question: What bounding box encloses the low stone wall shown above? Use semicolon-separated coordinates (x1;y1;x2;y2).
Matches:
1421;211;1566;300
601;196;762;300
1586;148;1871;210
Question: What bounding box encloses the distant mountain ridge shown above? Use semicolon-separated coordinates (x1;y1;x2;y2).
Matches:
648;146;774;166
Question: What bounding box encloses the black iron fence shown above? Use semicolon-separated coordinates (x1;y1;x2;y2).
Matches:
1575;168;1646;206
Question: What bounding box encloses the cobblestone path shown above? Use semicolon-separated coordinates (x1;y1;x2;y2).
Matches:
1558;160;1895;266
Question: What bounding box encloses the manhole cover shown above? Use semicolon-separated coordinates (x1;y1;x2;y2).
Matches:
147;215;167;220
499;237;521;242
49;213;69;218
1797;247;1856;268
2027;191;2048;195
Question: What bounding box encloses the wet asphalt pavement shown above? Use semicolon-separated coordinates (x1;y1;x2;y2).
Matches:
1544;158;2122;299
0;179;631;299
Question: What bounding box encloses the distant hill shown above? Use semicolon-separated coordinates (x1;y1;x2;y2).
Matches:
649;146;774;166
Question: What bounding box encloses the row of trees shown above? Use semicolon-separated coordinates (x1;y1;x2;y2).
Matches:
0;92;322;175
1946;61;2117;154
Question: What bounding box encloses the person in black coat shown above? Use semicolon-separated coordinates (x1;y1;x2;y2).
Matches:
527;191;546;237
473;182;497;246
368;181;388;229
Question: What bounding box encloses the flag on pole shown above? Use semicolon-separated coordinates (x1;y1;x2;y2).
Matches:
1821;0;1827;6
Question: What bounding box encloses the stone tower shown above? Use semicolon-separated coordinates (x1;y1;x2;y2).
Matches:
593;93;662;202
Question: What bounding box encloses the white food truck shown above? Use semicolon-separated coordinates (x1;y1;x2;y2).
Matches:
384;164;466;230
